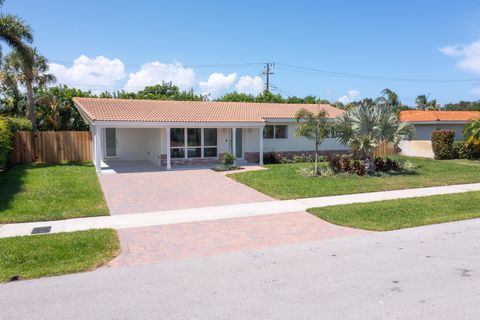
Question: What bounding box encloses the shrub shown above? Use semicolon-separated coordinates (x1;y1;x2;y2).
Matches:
5;117;32;132
351;160;366;176
0;118;13;167
453;141;480;159
222;152;236;167
264;152;283;164
292;154;315;163
431;130;455;160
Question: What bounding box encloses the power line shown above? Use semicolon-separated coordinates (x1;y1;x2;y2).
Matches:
276;63;480;83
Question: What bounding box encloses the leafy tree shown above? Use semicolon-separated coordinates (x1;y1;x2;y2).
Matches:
464;118;480;146
3;47;55;130
255;91;285;103
294;108;329;174
444;101;480;111
216;92;256;102
335;103;415;172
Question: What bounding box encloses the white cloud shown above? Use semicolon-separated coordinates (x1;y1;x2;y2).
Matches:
49;55;125;91
199;72;237;97
235;75;264;95
337;89;360;104
440;40;480;74
124;61;196;92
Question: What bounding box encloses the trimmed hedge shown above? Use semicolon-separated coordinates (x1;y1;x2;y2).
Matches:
0;117;32;168
5;117;32;132
453;141;480;159
431;130;455;160
0;118;13;167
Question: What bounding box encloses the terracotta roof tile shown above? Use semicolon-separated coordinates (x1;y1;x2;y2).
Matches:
73;98;344;123
399;110;480;122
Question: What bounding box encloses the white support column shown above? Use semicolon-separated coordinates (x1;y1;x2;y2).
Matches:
94;126;102;173
232;127;237;165
166;127;171;170
259;127;264;165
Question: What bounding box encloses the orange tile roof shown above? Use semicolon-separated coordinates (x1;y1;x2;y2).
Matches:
399;110;480;122
73;98;344;123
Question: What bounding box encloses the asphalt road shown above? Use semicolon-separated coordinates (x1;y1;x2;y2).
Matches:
1;218;480;320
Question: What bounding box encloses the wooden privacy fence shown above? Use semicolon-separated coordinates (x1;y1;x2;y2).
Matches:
11;131;92;163
373;142;396;157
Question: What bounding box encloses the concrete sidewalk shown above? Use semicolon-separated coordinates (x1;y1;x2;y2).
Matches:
1;182;480;238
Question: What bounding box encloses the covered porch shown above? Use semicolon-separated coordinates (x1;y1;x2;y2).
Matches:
91;123;265;173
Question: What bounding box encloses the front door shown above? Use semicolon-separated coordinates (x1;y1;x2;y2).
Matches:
231;129;243;159
105;128;117;157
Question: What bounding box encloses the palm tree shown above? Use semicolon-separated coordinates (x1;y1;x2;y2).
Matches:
295;108;329;174
464;118;480;146
415;94;438;110
3;47;56;130
377;88;401;110
335;103;415;172
0;1;33;63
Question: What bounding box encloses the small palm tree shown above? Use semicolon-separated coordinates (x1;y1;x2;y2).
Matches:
3;47;56;130
335;103;415;172
377;88;401;110
464;118;480;146
295;108;329;174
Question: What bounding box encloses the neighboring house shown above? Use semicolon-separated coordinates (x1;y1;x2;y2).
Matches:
73;98;347;172
399;110;480;158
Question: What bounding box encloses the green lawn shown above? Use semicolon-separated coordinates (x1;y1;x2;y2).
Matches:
229;157;480;199
308;191;480;231
0;229;119;282
0;162;109;223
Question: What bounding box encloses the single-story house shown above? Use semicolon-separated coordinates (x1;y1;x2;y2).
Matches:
72;98;347;172
399;110;480;158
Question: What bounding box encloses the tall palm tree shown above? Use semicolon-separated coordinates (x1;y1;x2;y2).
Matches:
3;47;56;130
464;118;480;146
295;108;329;174
0;0;33;63
335;103;415;172
415;94;438;110
377;88;401;110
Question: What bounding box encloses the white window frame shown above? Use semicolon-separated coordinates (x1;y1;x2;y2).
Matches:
170;128;218;159
264;124;288;139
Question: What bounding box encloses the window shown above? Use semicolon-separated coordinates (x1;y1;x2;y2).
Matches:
203;128;218;157
187;128;201;158
275;125;287;139
263;125;274;139
170;128;185;158
264;125;287;139
170;128;218;159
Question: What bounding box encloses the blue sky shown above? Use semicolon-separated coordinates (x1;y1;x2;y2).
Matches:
5;0;480;104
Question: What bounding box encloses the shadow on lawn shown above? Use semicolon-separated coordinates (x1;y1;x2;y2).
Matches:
0;162;89;213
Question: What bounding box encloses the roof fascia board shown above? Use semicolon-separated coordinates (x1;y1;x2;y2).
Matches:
92;121;266;128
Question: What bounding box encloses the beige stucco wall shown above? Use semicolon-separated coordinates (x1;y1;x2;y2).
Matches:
399;140;434;158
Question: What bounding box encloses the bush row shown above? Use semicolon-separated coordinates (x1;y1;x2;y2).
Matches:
432;130;480;160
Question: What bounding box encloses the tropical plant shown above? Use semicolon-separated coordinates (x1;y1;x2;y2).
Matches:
295;108;329;174
335;103;415;172
3;47;56;130
464;118;480;146
415;94;438;110
377;88;401;110
0;0;33;63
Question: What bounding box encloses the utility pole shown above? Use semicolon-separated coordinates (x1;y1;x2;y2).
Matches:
262;62;275;92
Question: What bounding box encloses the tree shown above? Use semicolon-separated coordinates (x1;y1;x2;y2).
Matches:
464;118;480;146
294;108;329;174
415;94;438;110
0;0;33;63
335;103;415;172
3;47;56;130
377;88;401;111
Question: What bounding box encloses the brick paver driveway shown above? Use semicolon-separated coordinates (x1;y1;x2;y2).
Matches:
107;211;369;267
98;161;273;215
